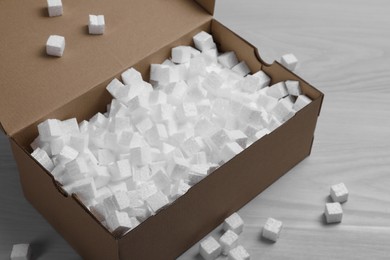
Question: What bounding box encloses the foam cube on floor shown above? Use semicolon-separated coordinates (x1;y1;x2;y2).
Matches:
293;95;312;111
325;202;343;223
199;236;222;260
285;80;302;96
218;51;239;69
193;31;215;51
228;245;250;260
330;183;349;203
46;35;65;57
88;15;105;35
223;212;244;235
280;53;298;71
219;230;239;255
10;243;31;260
232;61;251;77
262;217;283;242
47;0;62;17
172;46;192;64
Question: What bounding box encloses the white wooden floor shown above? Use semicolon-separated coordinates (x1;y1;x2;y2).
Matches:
1;0;390;259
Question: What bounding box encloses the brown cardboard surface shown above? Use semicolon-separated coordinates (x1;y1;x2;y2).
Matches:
0;0;212;136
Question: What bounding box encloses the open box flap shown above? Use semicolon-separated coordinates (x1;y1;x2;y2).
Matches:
0;0;214;136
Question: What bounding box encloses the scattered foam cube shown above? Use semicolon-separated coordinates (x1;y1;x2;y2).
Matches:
219;230;239;255
145;190;169;213
285;80;302;96
293;95;312;111
31;147;54;171
199;236;222;260
228;245;250;260
280;53;298;71
193;31;215;51
262;217;283;242
325;202;343;223
232;61;251;77
10;243;31;260
218;51;239;69
223;213;244;235
172;46;192;64
267;82;288;99
88;15;105;35
46;35;65;57
330;183;349;203
47;0;62;17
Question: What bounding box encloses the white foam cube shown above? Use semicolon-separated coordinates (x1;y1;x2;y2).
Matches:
63;177;97;202
267;82;288;99
256;94;278;112
88;15;105;35
47;0;62;17
57;146;79;164
106;78;124;98
218;51;239;69
270;99;295;122
167;156;190;180
145;190;169;213
219;230;239;255
170;179;191;200
252;70;270;88
132;166;151;183
106;210;132;232
199;236;222;260
285;80;302;96
280;53;298;71
189;46;201;57
108;159;132;181
220;142;243;162
129;146;152;166
104;191;130;211
150;64;177;85
90;202;108;222
237;75;262;93
325;202;343;223
223;213;244;235
232;61;251;77
94;166;111;188
151;170;171;194
262;217;283;242
176;102;198;122
172;46;192;64
31;147;54;171
188;56;207;78
63;157;89;183
228;245;250;260
255;128;270;140
135;117;153;133
193;31;215;51
38;119;63;140
293;95;312;111
46;35;65;57
121;67;143;86
10;243;31;260
330;183;349;203
61;118;79;135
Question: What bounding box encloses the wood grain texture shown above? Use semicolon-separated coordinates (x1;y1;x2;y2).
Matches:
1;0;389;259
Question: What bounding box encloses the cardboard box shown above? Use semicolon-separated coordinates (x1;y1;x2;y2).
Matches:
0;0;323;259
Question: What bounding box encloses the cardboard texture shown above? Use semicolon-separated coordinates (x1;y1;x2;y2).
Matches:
1;0;324;259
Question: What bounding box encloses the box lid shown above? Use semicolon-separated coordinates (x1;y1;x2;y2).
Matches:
0;0;214;136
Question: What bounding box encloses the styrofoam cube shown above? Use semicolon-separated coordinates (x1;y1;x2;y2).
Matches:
219;230;239;255
31;147;54;171
228;245;250;260
122;68;143;87
106;210;132;232
280;53;298;71
293;95;312;111
106;78;124;98
10;243;31;260
172;46;192;64
188;56;208;78
51;163;65;178
189;46;201;57
193;31;215;51
145;190;169;213
325;202;343;223
199;236;222;260
63;177;97;202
218;51;239;69
285;80;302;96
270;99;296;122
129;146;152;166
262;217;283;242
186;164;208;185
46;35;65;57
94;166;111;188
252;70;270;88
61;118;79;135
176;102;198;122
170;179;191;200
108;159;132;181
38;119;63;140
232;61;251;77
57;145;79;164
104;191;130;211
223;213;244;235
63;157;89;183
267;82;288;99
90;202;109;222
256;94;278;112
167;156;190;180
237;75;262;93
149;90;167;105
330;183;349;203
135;117;153;133
220;142;243;163
150;64;179;85
47;0;62;17
255;128;270;140
88;15;105;35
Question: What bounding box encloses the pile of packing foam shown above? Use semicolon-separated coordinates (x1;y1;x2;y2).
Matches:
31;31;312;235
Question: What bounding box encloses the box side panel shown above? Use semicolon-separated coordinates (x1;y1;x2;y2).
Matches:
9;139;118;260
119;84;322;260
194;0;216;15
